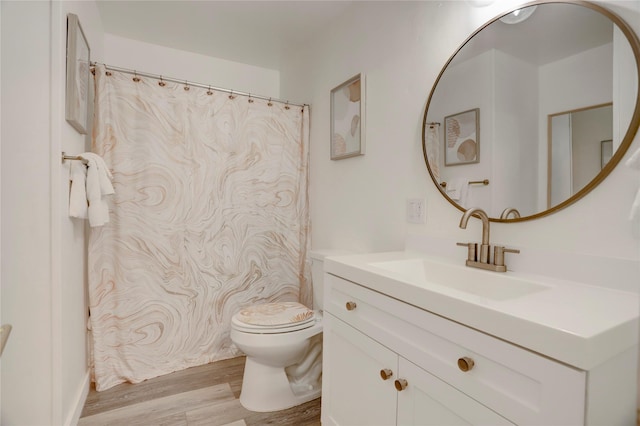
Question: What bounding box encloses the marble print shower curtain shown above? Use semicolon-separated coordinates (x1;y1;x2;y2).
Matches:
88;65;311;391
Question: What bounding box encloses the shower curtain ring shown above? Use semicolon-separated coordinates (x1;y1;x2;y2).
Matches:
133;71;140;82
184;80;190;91
159;76;166;87
268;98;273;107
229;90;236;100
207;86;213;96
248;94;254;103
285;101;290;110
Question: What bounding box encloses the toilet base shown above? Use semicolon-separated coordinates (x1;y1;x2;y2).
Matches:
239;356;322;412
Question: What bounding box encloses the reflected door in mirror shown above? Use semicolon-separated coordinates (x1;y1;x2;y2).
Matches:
548;103;612;208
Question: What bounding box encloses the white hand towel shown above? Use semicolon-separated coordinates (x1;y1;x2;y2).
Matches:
81;153;114;195
446;178;465;201
81;152;114;227
69;161;88;219
425;125;440;182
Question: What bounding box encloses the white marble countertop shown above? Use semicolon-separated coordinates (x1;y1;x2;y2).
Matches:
324;250;639;370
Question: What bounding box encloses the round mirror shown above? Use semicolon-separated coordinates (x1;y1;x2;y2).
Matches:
422;1;640;222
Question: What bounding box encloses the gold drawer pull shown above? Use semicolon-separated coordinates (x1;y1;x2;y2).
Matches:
345;301;357;311
380;369;393;380
457;357;475;372
394;378;408;391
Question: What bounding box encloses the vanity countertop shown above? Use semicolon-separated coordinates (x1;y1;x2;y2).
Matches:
324;251;639;370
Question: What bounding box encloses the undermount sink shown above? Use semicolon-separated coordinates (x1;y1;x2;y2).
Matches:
369;258;549;301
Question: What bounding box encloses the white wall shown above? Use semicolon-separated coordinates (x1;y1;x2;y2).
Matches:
493;50;539;218
280;0;640;406
56;2;105;424
280;0;639;289
539;42;614;209
1;0;104;424
428;50;494;213
1;2;54;423
103;34;280;99
427;47;540;217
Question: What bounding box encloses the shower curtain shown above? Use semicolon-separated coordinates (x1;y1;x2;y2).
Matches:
88;65;311;391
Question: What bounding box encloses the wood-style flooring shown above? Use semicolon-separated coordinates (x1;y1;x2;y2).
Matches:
78;356;321;426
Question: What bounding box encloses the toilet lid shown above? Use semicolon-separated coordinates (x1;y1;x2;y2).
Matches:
231;315;316;334
235;302;315;327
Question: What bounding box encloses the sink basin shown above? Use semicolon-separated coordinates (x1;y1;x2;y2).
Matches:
369;258;549;301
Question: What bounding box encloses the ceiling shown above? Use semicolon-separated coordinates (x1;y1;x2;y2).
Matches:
97;1;619;71
96;1;355;70
457;3;614;67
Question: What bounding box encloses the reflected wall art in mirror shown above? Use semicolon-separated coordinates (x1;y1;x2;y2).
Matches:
422;0;640;222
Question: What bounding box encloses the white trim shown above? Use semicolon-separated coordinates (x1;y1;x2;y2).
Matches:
0;0;3;413
50;1;63;424
65;371;90;426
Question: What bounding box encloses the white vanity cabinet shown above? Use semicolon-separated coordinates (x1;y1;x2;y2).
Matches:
324;313;513;425
322;274;589;425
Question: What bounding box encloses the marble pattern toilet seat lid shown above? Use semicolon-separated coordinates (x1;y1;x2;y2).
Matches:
235;302;315;326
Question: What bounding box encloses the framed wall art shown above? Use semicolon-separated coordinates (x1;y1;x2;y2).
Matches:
330;73;365;160
444;108;479;166
65;13;91;135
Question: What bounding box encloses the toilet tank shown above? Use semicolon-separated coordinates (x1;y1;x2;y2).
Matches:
309;249;353;311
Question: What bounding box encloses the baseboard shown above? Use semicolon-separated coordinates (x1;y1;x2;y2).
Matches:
65;370;91;426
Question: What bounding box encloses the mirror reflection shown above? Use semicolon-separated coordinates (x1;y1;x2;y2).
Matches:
548;103;612;208
423;2;639;221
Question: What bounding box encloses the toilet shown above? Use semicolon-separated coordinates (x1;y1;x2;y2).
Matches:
230;249;344;412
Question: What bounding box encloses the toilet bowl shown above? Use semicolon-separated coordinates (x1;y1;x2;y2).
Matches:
230;249;348;412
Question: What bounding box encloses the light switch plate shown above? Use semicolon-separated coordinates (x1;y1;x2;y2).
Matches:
407;198;426;224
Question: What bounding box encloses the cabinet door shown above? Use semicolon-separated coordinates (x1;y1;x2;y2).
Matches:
396;358;513;426
322;313;398;426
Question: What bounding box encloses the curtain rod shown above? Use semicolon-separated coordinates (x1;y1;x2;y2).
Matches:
91;62;309;109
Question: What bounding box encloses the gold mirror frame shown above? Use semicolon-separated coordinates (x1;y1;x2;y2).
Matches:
421;0;640;222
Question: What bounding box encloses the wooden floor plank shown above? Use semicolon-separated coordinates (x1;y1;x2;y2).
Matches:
80;355;321;425
220;421;247;426
79;384;235;426
243;398;321;426
186;398;249;426
81;356;245;417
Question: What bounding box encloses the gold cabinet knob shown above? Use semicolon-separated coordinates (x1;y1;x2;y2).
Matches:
394;379;408;391
345;301;357;311
380;369;393;380
457;357;475;372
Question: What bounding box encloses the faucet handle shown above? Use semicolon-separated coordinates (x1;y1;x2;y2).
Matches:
494;246;520;268
457;242;478;262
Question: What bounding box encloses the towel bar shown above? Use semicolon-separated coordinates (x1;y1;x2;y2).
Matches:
440;179;489;188
61;151;88;164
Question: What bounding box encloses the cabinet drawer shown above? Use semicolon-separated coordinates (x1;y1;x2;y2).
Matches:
326;273;586;425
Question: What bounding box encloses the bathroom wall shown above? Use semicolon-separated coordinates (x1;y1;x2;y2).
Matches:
428;50;495;214
427;48;540;217
279;0;639;407
280;0;640;291
493;50;539;216
1;0;104;424
103;34;280;100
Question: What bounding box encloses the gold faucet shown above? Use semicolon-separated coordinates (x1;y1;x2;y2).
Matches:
457;207;519;272
500;207;521;219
